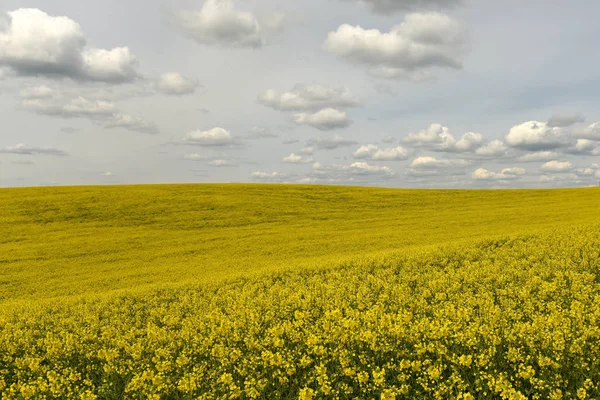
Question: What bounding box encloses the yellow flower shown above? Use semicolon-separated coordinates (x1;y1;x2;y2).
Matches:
298;387;315;400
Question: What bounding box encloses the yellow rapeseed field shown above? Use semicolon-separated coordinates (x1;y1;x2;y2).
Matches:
1;184;599;399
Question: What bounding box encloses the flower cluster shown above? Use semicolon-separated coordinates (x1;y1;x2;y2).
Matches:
1;225;599;399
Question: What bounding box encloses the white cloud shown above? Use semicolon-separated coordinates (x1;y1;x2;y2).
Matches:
0;143;68;156
472;167;525;181
409;156;469;169
403;124;482;153
20;85;54;99
565;139;600;156
312;161;394;178
353;144;409;161
323;13;466;80
574;139;596;152
258;84;360;111
292;108;350;130
283;153;313;164
518;151;560;162
541;160;574;172
475;140;509;158
455;132;484;152
575;122;600;141
300;146;315;155
21;95;116;118
251;171;287;182
0;8;139;83
20;91;157;134
208;159;237;167
406;156;469;176
183;127;236;146
575;164;600;178
81;47;138;83
306;135;357;150
156;72;200;95
404;123;452;145
353;144;378;159
172;0;282;48
101;114;159;134
539;173;580;184
547;112;586;128
505;121;570;151
183;153;205;160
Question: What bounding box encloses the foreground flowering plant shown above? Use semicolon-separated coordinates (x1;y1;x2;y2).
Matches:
1;225;599;399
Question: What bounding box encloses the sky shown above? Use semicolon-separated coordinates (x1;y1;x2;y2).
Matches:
1;0;599;188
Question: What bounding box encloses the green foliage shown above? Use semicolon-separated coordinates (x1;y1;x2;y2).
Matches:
1;184;600;399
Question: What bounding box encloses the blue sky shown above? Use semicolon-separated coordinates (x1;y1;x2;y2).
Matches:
1;0;599;188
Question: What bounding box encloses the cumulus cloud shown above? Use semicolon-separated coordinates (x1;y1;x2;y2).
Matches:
283;153;313;164
406;156;469;176
574;164;600;178
403;124;483;153
518;151;561;162
475;140;510;158
576;139;596;152
403;124;451;145
472;167;525;181
539;173;580;185
171;0;282;48
505;121;571;151
101;114;159;134
451;132;483;152
547;112;586;128
20;85;54;99
574;122;600;141
208;159;237;167
183;153;206;161
300;146;315;155
342;0;463;14
258;84;360;111
292;108;350;130
409;156;469;169
0;143;68;156
353;144;409;161
183;127;236;147
323;13;466;81
564;139;600;156
312;161;395;180
541;160;574;173
19;89;158;134
22;96;116;118
0;8;139;83
251;171;288;182
156;72;200;95
306;135;357;150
